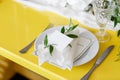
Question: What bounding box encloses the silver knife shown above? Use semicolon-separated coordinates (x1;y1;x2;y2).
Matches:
81;45;114;80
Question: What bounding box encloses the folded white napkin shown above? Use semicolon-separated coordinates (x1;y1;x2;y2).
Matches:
35;27;93;70
35;27;81;70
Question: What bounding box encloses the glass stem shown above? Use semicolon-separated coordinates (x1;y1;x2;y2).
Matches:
98;27;106;37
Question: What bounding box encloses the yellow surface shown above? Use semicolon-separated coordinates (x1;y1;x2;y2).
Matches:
0;0;120;80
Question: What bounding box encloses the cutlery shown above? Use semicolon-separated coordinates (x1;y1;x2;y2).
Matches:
81;45;114;80
19;24;53;53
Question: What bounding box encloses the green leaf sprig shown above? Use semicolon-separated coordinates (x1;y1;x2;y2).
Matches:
66;34;78;38
44;35;54;55
44;35;48;48
61;26;65;34
60;19;79;47
43;19;79;55
67;24;78;32
111;5;120;27
117;30;120;37
61;25;79;38
110;0;120;37
60;20;79;39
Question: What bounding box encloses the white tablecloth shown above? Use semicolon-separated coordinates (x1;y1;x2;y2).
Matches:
15;0;120;31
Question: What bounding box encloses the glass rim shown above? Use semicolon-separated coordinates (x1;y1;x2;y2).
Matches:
93;0;114;10
93;3;113;11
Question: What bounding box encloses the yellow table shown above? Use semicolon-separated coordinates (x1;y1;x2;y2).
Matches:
0;0;120;80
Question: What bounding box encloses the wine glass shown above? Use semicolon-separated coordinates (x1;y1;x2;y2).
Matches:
93;0;114;43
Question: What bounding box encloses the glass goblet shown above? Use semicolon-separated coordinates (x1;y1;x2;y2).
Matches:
93;0;113;43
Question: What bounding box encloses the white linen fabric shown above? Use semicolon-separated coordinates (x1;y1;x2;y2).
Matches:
15;0;120;31
34;27;93;70
36;27;80;70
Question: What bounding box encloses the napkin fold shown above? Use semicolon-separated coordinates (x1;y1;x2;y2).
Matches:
35;27;80;70
35;27;93;70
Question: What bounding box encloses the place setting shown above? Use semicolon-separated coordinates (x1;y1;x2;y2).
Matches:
0;0;120;80
31;1;118;80
16;0;120;80
32;0;118;71
18;0;117;72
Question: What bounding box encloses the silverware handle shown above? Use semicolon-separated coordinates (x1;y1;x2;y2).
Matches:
19;24;53;53
19;23;53;53
81;64;98;80
19;39;35;53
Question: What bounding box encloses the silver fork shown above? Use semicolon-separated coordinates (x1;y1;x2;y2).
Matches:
19;24;53;53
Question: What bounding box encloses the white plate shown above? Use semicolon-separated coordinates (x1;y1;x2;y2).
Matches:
34;26;99;66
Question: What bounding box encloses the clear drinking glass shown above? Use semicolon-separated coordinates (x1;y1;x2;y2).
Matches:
93;0;114;43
